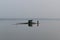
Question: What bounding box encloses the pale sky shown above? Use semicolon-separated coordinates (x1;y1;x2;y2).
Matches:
0;0;60;18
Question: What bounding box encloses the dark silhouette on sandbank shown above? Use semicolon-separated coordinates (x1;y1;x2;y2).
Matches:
16;20;39;27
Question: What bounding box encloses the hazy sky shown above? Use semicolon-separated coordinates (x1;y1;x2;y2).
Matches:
0;0;60;18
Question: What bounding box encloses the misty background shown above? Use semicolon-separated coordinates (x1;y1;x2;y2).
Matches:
0;0;60;40
0;0;60;18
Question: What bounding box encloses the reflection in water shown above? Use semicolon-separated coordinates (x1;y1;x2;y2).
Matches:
28;22;32;27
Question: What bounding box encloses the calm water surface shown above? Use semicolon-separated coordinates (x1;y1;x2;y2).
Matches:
0;20;60;40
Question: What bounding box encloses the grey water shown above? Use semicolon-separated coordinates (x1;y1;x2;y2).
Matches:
0;19;60;40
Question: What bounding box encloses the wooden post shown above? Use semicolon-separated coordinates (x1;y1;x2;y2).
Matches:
37;20;39;26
